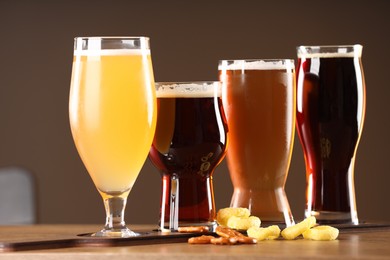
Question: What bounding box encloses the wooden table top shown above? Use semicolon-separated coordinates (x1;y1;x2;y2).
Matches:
0;224;390;259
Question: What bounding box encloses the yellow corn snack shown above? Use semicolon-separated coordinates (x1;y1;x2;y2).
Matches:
247;225;281;241
302;225;339;241
216;207;250;227
227;215;261;230
281;216;316;240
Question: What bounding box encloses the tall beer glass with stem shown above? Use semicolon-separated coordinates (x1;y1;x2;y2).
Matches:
219;60;296;227
69;37;157;237
149;82;228;231
296;45;366;224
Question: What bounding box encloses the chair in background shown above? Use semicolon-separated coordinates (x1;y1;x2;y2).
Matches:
0;166;36;225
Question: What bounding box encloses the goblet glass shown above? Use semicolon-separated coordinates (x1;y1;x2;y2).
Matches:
149;82;228;231
69;37;157;237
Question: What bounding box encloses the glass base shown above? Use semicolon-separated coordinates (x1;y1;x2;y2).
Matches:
230;188;295;227
305;210;359;225
92;227;139;238
159;221;217;232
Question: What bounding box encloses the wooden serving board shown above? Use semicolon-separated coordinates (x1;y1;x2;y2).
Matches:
1;222;389;252
0;228;213;252
332;222;390;232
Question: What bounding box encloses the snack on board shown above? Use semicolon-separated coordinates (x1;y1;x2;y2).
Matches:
215;226;257;244
178;226;210;233
281;216;317;240
188;235;215;244
215;225;243;238
188;226;257;245
216;207;250;227
302;225;339;241
188;208;339;245
210;237;238;245
247;225;281;241
227;215;261;230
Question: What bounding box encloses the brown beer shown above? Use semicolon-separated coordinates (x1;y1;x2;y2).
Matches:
149;82;228;230
296;45;366;224
219;60;295;226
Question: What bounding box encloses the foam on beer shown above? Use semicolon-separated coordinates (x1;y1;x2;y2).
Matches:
218;60;294;71
297;52;359;58
156;83;222;98
74;49;151;56
297;45;362;58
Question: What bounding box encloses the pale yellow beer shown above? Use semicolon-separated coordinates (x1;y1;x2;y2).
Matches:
69;49;156;194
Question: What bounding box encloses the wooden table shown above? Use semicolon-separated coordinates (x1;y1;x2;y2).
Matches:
0;224;389;259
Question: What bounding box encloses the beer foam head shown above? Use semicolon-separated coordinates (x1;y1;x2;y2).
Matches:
156;82;222;98
218;59;295;71
297;44;362;58
74;37;150;56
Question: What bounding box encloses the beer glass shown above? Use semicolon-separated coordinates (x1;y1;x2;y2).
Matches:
219;60;296;227
69;37;157;237
149;82;228;231
296;45;366;224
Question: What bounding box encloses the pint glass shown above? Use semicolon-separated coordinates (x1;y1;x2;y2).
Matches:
219;60;296;226
296;45;366;224
149;82;228;231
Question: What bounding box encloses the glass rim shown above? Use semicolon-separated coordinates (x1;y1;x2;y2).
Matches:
218;58;294;63
297;44;363;58
155;81;222;98
74;36;149;40
218;59;295;70
73;36;150;53
155;81;221;86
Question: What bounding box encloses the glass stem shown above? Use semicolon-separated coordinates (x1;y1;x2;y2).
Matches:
103;195;128;231
94;191;136;237
169;174;179;231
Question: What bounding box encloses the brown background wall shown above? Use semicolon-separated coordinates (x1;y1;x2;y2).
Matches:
0;0;389;225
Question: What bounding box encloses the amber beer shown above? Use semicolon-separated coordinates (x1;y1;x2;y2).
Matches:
296;45;366;224
149;82;228;230
219;60;295;226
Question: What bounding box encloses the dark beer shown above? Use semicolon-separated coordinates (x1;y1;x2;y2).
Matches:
296;45;366;224
149;82;227;230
